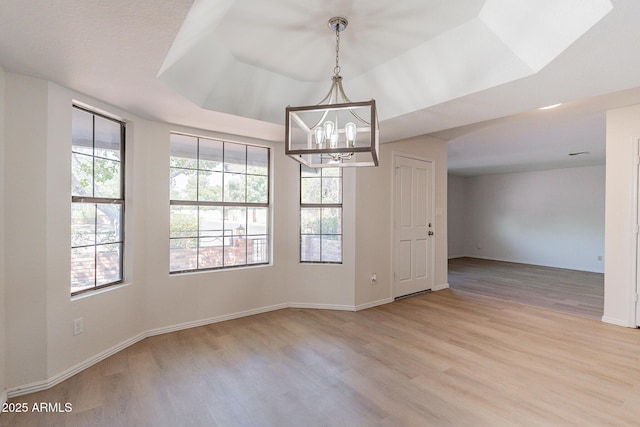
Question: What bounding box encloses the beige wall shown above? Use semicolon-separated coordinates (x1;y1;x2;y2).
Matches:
5;74;49;387
355;135;449;307
604;104;640;326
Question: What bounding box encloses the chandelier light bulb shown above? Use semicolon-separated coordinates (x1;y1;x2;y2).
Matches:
345;122;357;147
330;131;338;148
314;127;325;149
323;121;335;143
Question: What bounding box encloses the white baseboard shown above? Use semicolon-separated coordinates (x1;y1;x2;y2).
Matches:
432;282;450;291
355;298;393;311
460;255;604;274
145;303;289;337
288;302;356;311
601;316;635;328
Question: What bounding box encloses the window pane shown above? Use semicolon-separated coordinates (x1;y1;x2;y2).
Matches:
247;175;268;203
96;243;121;285
71;203;96;247
199;206;224;238
72;153;94;197
224;173;246;203
170;238;197;272
224;237;246;266
170;134;198;169
94;116;121;161
96;204;122;244
321;236;342;263
198;170;223;202
247;207;268;236
248;235;268;264
301;177;321;204
170;168;197;201
322;208;342;235
94;157;121;198
301;235;320;262
224;142;246;173
321;177;341;204
199;237;224;269
71;246;95;290
72;108;93;155
247;146;268;175
301;208;321;235
224;207;246;237
170;205;198;238
199;138;223;171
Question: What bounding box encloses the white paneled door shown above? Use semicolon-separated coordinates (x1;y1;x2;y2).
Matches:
393;154;434;299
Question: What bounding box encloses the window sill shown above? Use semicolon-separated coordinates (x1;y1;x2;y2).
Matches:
70;282;132;302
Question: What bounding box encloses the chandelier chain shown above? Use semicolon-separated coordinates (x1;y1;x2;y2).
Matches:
334;27;341;76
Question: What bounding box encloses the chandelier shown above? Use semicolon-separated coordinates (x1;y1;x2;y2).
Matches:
285;17;379;168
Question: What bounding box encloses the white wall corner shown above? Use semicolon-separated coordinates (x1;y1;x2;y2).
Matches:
0;390;7;407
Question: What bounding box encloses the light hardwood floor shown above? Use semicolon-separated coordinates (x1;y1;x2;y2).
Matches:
449;257;604;319
2;289;638;426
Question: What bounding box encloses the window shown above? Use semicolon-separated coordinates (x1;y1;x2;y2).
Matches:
71;106;125;295
169;133;270;273
300;163;342;263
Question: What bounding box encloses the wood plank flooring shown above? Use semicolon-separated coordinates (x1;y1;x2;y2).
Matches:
2;289;638;426
449;257;604;319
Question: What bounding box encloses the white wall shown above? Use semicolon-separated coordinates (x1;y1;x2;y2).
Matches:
447;174;466;258
354;136;449;307
449;166;605;273
5;74;49;388
0;66;6;402
603;104;640;327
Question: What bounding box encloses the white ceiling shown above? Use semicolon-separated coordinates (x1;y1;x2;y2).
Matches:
1;0;640;176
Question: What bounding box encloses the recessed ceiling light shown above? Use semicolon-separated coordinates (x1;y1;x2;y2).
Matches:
568;151;590;156
539;103;562;110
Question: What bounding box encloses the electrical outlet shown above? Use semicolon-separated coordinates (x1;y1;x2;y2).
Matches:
369;273;377;285
73;318;83;336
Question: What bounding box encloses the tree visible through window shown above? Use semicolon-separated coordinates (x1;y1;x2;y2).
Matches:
169;133;270;273
71;106;125;295
300;164;342;263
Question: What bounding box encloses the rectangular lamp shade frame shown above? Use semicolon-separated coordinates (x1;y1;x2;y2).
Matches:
285;99;379;168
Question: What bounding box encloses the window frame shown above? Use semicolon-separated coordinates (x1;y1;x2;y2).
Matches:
299;163;343;264
71;105;126;296
169;132;271;274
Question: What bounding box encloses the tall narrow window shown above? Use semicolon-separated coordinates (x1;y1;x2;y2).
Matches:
71;106;125;295
300;164;342;263
169;133;270;273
